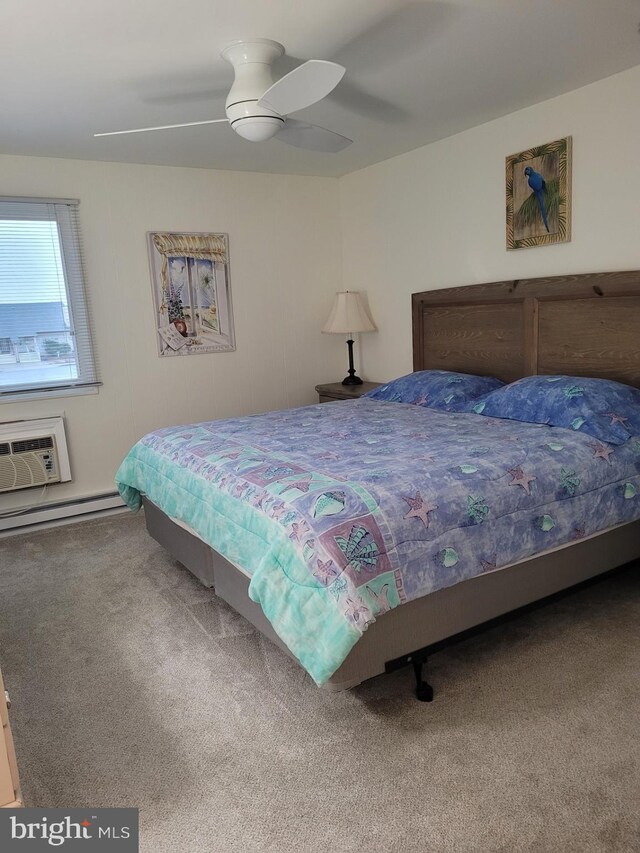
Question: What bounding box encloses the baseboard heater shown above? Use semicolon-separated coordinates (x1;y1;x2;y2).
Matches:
0;491;126;534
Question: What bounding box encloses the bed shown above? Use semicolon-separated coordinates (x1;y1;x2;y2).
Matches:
117;270;640;699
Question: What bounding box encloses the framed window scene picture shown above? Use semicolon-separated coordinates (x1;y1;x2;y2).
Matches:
506;136;572;250
148;231;236;356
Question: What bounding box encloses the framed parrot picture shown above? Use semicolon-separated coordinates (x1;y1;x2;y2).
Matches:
506;136;572;250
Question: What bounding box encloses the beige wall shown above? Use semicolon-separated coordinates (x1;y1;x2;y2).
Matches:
0;155;343;509
339;64;640;382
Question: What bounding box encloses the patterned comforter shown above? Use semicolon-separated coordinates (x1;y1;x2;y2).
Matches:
116;399;640;684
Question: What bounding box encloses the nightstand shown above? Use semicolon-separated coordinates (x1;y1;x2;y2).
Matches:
315;381;381;403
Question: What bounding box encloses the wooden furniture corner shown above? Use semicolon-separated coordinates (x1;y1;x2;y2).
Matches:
0;664;22;808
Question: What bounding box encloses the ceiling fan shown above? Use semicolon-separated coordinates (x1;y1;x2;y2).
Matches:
95;39;352;153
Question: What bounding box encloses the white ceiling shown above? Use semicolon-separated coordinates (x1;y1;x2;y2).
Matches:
2;0;639;178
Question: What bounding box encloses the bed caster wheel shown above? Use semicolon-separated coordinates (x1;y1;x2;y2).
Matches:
416;682;434;702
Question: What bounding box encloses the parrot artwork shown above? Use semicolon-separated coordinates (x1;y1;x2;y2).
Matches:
524;165;550;232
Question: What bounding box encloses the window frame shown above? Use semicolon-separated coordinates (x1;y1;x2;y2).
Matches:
0;196;100;402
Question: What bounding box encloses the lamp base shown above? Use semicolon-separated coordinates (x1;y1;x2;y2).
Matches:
341;338;363;386
341;374;363;386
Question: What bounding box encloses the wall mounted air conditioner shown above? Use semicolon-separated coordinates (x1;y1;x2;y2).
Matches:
0;417;71;494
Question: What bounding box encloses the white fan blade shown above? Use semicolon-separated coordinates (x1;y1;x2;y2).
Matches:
94;118;228;137
276;119;352;153
256;60;345;115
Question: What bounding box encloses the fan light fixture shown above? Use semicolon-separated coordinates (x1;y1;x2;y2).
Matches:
231;116;283;142
322;291;376;385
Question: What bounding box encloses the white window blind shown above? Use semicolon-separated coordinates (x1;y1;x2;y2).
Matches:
0;197;99;399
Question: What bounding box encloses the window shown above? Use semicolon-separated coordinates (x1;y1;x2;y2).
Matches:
0;197;99;399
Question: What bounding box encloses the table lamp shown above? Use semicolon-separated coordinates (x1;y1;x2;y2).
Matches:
322;291;376;385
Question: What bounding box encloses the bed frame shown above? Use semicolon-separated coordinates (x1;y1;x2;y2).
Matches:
144;270;640;699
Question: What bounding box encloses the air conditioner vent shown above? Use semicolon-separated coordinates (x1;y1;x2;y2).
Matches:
0;417;70;493
11;436;55;454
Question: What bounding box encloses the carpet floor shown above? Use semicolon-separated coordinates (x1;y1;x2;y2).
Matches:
0;512;639;852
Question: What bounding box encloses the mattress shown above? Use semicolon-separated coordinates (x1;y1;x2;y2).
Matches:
116;399;640;683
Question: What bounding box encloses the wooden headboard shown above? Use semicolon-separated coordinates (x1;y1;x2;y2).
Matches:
412;270;640;388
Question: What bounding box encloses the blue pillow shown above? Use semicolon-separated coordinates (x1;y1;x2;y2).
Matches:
471;375;640;445
364;370;504;411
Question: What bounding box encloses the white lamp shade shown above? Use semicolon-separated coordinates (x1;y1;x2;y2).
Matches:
322;291;376;334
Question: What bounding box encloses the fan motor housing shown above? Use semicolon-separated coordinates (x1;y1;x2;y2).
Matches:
222;39;286;141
